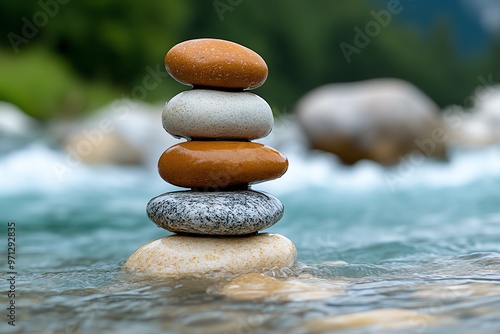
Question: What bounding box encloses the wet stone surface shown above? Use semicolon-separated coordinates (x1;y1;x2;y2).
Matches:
147;190;284;235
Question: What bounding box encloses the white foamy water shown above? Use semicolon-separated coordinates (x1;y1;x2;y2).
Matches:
1;134;500;196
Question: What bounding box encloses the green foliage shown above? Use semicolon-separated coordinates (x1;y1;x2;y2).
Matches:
0;47;118;120
0;0;498;119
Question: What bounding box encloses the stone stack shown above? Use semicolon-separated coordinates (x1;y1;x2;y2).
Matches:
124;38;296;277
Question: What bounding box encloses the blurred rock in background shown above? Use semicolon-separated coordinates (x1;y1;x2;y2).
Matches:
51;101;180;167
296;79;447;165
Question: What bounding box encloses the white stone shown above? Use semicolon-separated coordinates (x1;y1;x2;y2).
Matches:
162;89;273;140
124;233;296;277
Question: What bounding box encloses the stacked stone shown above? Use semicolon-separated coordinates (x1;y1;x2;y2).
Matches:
124;38;296;277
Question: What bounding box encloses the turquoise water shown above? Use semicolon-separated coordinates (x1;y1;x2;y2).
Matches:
1;142;500;333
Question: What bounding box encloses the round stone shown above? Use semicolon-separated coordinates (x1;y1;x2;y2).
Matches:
147;190;284;235
219;273;345;301
165;38;268;90
123;233;297;277
305;309;437;332
158;141;288;189
162;89;273;140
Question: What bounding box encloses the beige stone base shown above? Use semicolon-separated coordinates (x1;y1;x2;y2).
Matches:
124;233;296;278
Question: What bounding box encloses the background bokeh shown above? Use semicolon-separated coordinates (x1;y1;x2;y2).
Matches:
1;0;499;120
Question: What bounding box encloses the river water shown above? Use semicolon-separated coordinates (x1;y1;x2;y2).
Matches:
1;137;500;333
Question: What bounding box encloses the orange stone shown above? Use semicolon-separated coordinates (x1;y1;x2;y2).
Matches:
158;141;288;189
165;38;268;90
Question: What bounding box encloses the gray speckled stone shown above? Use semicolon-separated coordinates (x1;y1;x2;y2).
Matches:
146;190;284;236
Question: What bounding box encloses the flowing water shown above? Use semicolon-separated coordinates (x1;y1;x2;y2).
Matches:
1;137;500;333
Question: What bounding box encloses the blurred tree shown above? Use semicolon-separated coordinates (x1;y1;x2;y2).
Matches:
0;47;118;119
0;0;499;119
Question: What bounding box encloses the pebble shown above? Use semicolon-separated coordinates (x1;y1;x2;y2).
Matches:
162;89;273;140
158;141;288;189
219;273;345;302
165;38;268;90
123;233;296;277
147;190;284;235
305;308;438;332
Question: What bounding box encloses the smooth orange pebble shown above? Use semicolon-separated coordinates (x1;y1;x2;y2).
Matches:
165;38;268;90
158;141;288;189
